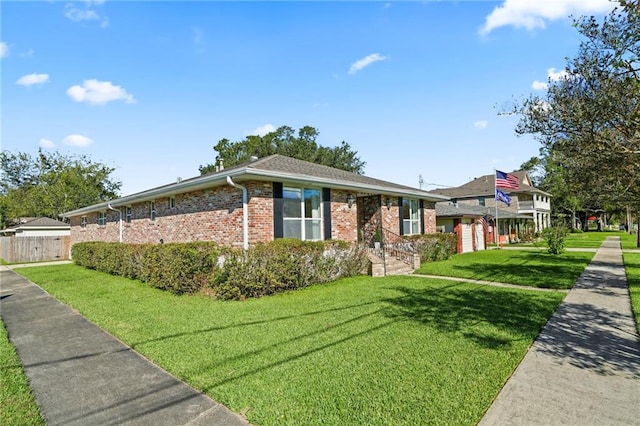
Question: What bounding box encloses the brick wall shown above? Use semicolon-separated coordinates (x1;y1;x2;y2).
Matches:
69;182;436;248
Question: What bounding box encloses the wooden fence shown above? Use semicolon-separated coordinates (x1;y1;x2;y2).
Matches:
0;236;71;263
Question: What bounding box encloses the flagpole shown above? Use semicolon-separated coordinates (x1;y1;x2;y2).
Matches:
494;168;499;247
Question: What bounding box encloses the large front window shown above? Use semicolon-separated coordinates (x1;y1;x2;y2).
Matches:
283;187;321;240
402;198;420;235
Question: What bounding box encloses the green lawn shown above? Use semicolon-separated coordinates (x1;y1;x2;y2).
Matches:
620;232;640;250
415;249;593;289
0;321;44;425
517;230;638;250
623;253;640;331
15;264;566;426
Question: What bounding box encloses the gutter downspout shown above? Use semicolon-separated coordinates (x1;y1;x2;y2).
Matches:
226;176;249;250
107;204;123;243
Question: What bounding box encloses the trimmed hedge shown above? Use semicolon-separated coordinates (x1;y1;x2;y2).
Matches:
71;239;368;299
212;239;369;300
141;242;221;294
401;233;457;262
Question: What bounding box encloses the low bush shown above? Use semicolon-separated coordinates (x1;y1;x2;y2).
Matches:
543;226;568;255
141;242;220;294
401;233;457;262
72;239;367;300
211;239;368;300
72;242;148;280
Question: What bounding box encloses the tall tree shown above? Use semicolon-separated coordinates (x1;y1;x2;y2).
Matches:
0;149;121;227
513;0;640;214
199;125;366;174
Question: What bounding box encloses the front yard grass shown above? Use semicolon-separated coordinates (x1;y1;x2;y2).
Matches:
415;249;593;289
0;320;44;425
15;264;565;426
623;253;640;331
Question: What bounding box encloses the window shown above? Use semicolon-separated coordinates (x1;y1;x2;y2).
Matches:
97;211;106;226
126;207;132;223
283;187;321;240
81;216;87;228
169;196;176;209
150;201;156;221
478;196;486;206
402;198;420;235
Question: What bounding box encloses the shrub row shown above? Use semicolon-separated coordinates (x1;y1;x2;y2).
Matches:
72;239;368;300
401;233;457;262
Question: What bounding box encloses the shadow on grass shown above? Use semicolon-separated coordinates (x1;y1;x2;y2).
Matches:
382;283;561;349
417;252;591;289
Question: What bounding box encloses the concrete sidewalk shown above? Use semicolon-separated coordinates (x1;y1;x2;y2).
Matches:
480;236;640;425
0;267;249;426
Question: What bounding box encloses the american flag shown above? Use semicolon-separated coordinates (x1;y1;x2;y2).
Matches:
496;170;519;190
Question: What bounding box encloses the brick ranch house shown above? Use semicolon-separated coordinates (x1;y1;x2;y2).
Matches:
62;156;449;265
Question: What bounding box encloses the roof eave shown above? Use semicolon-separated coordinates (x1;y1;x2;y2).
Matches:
61;168;450;218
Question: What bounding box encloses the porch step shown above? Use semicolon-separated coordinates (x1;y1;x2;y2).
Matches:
368;252;415;277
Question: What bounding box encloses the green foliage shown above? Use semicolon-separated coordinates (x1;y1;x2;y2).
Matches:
402;233;458;262
513;1;640;212
212;239;368;300
199;125;366;174
542;226;568;255
140;242;220;294
72;242;148;280
71;239;367;299
0;149;121;227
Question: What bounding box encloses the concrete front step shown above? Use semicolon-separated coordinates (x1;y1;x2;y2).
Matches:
369;252;414;277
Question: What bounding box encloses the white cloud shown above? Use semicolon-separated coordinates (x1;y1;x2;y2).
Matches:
67;79;136;105
64;2;109;27
19;49;34;58
349;53;388;75
63;134;93;147
473;120;489;129
39;138;55;149
480;0;615;35
0;42;9;58
16;73;50;87
532;80;548;90
532;67;570;90
547;67;568;81
250;124;276;137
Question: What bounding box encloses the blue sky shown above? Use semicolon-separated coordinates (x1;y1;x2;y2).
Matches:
1;0;617;195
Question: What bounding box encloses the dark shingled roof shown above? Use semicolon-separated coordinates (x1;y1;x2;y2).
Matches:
429;170;550;198
435;202;533;220
62;154;448;217
244;155;431;194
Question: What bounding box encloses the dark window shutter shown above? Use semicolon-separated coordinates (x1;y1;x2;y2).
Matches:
323;188;331;240
398;197;404;235
273;182;283;239
419;199;425;235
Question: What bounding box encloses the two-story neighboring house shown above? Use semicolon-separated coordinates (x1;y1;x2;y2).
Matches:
429;171;551;236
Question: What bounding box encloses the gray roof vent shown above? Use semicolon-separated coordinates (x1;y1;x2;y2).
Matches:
250;155;259;162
